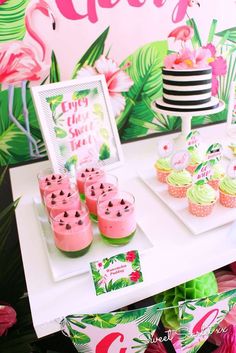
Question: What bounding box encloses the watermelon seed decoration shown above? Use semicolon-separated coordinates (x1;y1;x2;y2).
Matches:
120;199;125;205
67;192;71;197
64;211;69;217
91;186;94;190
47;182;51;186
51;200;56;205
81;173;85;178
45;178;49;182
75;211;80;217
66;224;71;230
58;175;62;179
124;205;129;209
105;210;110;215
52;175;56;180
91;190;95;196
108;201;113;207
51;193;56;198
62;200;67;204
117;211;122;217
91;168;95;172
59;190;64;196
85;168;89;172
78;220;83;225
100;183;104;189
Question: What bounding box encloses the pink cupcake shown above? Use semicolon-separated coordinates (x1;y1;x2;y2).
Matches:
154;157;172;183
166;169;192;198
187;183;217;217
219;176;236;208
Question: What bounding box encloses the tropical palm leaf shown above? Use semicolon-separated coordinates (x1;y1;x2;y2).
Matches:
0;88;44;166
216;27;236;44
117;40;168;141
50;51;61;83
0;0;30;43
72;27;109;79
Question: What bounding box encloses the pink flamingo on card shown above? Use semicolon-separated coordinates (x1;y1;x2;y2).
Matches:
0;0;56;157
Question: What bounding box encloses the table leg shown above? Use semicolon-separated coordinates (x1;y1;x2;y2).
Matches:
174;115;192;148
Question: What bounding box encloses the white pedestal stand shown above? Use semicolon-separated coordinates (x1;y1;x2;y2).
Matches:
152;99;225;148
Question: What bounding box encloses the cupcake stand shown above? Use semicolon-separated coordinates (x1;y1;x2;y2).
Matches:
152;97;225;148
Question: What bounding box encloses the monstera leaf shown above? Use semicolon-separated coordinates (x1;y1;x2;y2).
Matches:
117;40;168;141
0;0;30;43
0;88;44;166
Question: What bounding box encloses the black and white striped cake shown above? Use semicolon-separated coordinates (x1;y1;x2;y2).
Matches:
162;67;212;107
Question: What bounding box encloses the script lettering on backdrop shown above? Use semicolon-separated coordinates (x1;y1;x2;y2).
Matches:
55;0;189;23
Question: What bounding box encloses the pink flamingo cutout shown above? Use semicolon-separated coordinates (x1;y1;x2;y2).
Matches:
168;25;194;44
0;0;56;157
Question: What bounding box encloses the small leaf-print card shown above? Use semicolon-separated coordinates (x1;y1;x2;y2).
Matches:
90;250;143;296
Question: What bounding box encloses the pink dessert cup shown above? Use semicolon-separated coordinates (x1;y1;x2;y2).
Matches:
37;167;70;203
156;168;171;183
219;189;236;208
50;205;93;257
45;188;80;216
167;181;191;198
85;174;118;222
97;191;136;246
76;166;105;201
208;178;220;191
188;199;217;217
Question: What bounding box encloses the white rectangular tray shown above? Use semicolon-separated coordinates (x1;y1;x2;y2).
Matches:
139;169;236;235
33;197;153;282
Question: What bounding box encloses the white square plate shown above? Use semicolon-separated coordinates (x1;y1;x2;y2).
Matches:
139;169;236;235
33;197;153;282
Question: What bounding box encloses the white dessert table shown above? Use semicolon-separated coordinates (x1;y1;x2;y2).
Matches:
9;122;236;338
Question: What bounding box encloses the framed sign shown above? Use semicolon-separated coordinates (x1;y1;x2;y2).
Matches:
31;75;123;173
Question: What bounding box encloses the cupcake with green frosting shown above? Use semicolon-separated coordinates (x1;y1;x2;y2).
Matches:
154;157;172;183
219;176;236;208
166;169;192;198
208;163;225;190
187;183;217;217
186;149;203;174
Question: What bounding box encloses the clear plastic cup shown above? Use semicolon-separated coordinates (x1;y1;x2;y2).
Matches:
44;187;80;217
76;166;105;201
85;174;118;222
97;190;136;246
50;203;93;258
37;167;70;203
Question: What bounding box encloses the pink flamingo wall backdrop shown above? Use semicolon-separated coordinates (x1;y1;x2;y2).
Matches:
0;0;56;157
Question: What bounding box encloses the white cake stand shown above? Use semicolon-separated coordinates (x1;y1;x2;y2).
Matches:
152;98;225;148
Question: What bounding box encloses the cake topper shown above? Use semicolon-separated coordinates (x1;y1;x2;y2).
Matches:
171;150;189;171
186;130;201;151
157;140;173;158
193;161;213;185
227;160;236;179
206;143;222;164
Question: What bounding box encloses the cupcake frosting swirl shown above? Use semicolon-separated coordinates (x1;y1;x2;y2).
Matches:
155;158;171;171
220;176;236;195
189;149;202;166
187;184;216;205
167;169;192;186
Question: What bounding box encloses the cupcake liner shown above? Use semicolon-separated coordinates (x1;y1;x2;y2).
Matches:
156;168;171;183
167;182;191;198
188;199;216;217
219;190;236;208
186;164;198;175
208;179;220;191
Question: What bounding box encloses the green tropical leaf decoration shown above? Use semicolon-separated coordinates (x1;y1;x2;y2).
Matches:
93;103;104;120
0;0;30;43
100;128;109;140
72;27;110;79
46;95;63;112
216;27;236;43
99;143;110;160
186;18;202;48
72;90;90;100
181;336;195;347
114;308;147;324
64;155;78;171
117;40;168;141
229;296;236;310
54;126;67;138
195;295;220;307
50;51;61;83
138;322;156;334
181;313;194;325
67;328;91;344
0;88;44;166
81;314;117;329
111;278;130;290
67;318;87;329
185;303;196;311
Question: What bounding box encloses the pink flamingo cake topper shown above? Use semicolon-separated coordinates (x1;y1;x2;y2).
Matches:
0;0;56;157
168;25;194;44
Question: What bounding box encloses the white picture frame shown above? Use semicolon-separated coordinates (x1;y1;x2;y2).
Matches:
227;81;236;136
31;75;123;174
